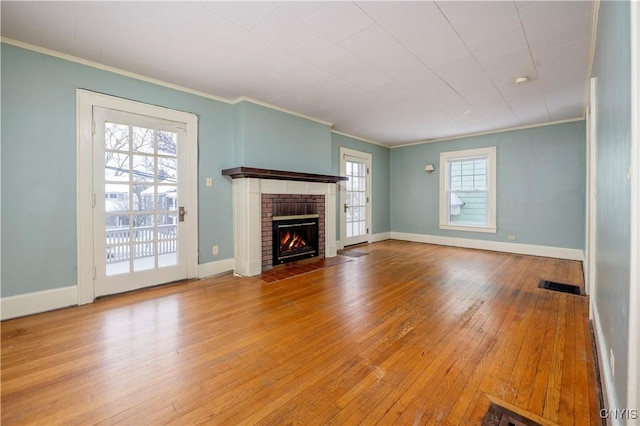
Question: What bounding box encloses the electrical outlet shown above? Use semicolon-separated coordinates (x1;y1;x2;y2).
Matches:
206;177;213;187
212;245;219;256
610;348;615;377
507;235;517;241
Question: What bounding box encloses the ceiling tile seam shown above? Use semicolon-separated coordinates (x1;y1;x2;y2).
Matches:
248;4;280;31
351;2;478;132
433;1;510;124
514;2;551;122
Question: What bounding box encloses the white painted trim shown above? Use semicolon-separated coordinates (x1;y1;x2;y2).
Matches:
197;258;235;279
390;232;584;261
340;148;372;247
76;91;95;305
592;303;622;425
76;89;199;302
586;77;598;305
370;232;391;243
331;130;387;148
390;118;584;148
628;0;640;415
232;96;333;127
1;286;77;320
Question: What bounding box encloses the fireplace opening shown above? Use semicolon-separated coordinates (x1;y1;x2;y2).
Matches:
272;214;319;265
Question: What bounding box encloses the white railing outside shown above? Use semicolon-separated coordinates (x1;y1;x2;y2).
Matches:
106;224;177;263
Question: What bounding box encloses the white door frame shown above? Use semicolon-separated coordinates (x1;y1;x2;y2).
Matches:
339;147;371;248
586;77;598;306
627;0;640;413
76;90;198;304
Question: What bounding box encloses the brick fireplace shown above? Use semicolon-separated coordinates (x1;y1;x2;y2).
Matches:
222;167;346;277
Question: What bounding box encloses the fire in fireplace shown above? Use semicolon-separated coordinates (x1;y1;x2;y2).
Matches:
272;202;319;265
272;216;319;265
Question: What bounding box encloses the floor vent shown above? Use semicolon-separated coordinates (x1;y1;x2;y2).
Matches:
482;402;545;426
538;280;582;295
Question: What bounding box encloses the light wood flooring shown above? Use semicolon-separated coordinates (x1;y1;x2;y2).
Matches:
1;241;600;425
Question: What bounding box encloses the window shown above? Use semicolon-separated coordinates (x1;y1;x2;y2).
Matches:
439;146;496;233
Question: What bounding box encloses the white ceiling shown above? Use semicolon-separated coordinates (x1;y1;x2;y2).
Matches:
1;1;595;146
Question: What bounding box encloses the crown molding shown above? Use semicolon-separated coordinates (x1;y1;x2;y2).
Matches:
232;96;333;127
331;130;388;148
390;117;585;149
1;37;235;105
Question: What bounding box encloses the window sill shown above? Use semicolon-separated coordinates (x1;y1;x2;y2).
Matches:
439;224;497;234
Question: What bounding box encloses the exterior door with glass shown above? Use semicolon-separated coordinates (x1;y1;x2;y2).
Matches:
93;107;188;297
340;148;371;247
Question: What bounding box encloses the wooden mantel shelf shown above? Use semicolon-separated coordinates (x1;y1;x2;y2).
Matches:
222;167;347;184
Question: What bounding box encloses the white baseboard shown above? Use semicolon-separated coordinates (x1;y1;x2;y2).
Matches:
197;258;235;279
1;286;77;321
390;232;584;261
592;303;622;425
371;232;391;243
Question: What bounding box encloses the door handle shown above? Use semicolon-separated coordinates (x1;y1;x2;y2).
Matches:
179;206;186;222
344;203;348;213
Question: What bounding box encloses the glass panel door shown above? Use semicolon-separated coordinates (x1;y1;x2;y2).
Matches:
95;107;187;297
341;151;370;247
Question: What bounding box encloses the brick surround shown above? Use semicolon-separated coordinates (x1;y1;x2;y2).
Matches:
261;194;325;268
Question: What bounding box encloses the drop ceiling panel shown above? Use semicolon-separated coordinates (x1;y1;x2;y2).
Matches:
444;1;521;44
355;1;439;34
303;2;374;42
389;11;470;68
292;35;348;67
200;1;278;31
205;22;270;58
467;26;528;61
517;1;593;33
526;14;591;54
253;8;319;52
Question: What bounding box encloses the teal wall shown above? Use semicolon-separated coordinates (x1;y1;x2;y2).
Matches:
331;133;391;237
390;121;586;249
234;101;332;174
1;43;382;299
591;0;632;409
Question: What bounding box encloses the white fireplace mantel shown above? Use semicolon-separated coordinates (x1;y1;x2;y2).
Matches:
223;168;345;277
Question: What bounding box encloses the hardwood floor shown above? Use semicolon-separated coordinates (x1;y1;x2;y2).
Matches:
1;241;600;425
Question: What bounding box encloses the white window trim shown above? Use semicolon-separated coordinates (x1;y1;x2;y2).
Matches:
439;146;497;233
